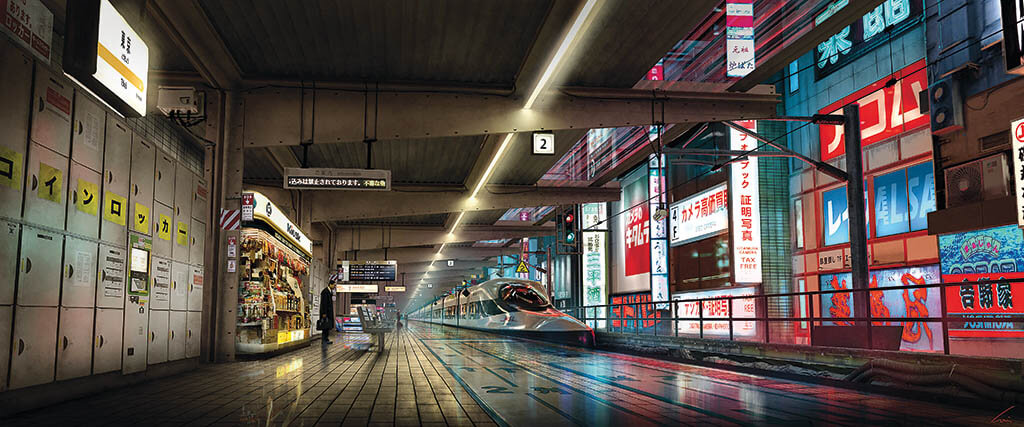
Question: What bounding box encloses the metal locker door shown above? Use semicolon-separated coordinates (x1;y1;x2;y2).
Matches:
147;309;169;364
191;174;208;223
172;164;191;263
70;92;105;173
186;311;201;358
129;136;155;236
0;306;10;392
154;151;175;206
96;244;126;308
152;202;173;258
62;237;98;308
66;161;102;238
122;294;149;374
188;265;204;312
17;226;63;306
0;220;19;305
10;306;57;390
168;310;186;361
170;261;188;311
189;219;205;266
56;307;94;381
30;67;72;157
151;256;171;310
24;142;68;230
0;41;31;221
93;307;123;374
100;119;131;245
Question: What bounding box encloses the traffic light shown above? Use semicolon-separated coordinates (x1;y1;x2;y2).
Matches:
557;205;580;253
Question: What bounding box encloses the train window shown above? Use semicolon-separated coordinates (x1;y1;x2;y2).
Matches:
498;283;550;312
482;300;502;316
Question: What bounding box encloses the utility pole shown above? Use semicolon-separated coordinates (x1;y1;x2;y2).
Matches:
843;104;871;346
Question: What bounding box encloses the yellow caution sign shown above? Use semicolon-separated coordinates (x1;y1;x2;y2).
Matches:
37;162;62;203
134;203;150;233
176;221;189;246
0;146;23;190
75;179;99;216
103;192;127;226
157;214;172;241
516;261;530;274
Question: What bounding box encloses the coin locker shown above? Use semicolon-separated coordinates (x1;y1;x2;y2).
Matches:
0;305;11;392
188;264;204;312
129;136;155;236
24;142;68;230
100;119;131;245
61;236;98;308
170;261;188;311
191;174;208;224
186;310;201;358
147;309;169;365
9;306;57;389
173;163;192;227
96;244;126;308
29;67;72;157
0;220;19;305
151;256;171;311
17;225;63;307
70;92;105;173
0;41;31;220
56;307;94;381
122;295;149;374
168;310;186;361
152;202;173;258
189;218;205;266
93;307;123;374
66;161;102;238
154;150;175;206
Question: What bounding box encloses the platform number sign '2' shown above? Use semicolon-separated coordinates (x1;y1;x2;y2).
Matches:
533;132;554;155
1013;117;1024;227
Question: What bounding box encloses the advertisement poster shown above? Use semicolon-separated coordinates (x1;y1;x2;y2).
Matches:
669;182;729;246
623;178;650;276
611;293;661;330
819;265;944;352
874;162;936;237
583;231;607;329
939;225;1024;338
673;286;758;337
729;120;761;283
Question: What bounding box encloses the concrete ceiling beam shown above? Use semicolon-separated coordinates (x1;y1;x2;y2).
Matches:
333;225;554;251
148;0;243;89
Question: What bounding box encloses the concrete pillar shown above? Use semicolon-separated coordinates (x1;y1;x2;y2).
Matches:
209;91;244;362
843;105;871;334
200;88;222;363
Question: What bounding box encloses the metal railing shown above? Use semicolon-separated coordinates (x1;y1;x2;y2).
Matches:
562;280;1024;355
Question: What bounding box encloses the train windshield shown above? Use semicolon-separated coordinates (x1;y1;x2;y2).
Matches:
498;283;550;312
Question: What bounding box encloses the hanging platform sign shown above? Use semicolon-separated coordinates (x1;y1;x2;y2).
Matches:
283;167;390;191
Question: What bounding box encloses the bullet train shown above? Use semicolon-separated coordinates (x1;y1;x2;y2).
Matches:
409;278;595;347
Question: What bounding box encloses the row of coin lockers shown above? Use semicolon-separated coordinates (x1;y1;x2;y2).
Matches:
0;40;208;391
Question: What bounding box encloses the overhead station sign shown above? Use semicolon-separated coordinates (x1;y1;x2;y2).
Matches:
336;284;378;293
65;0;149;117
284;167;390;191
337;260;398;282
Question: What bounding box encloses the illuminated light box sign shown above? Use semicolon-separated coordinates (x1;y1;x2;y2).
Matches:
729;121;761;284
583;231;607;329
669;182;728;246
283;167;390;191
873;162;936;237
819;265;944;352
622;178;650;277
818;59;929;162
610;293;661;330
672;286;757;337
65;0;149;117
246;191;312;256
814;0;921;80
939;225;1024;338
336;284;379;293
338;260;397;282
384;286;405;292
725;0;755;77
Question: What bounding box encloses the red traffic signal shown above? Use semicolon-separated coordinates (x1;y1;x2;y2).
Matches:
565;213;574;224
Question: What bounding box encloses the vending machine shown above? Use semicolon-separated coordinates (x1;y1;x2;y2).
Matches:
123;233;151;374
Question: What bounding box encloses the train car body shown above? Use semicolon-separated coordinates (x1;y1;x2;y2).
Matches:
410;279;594;347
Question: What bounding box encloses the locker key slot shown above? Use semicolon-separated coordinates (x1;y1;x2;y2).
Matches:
66;264;74;278
150;331;155;342
23;257;31;273
17;339;24;355
170;330;174;339
133;184;138;196
31;175;37;190
37;97;44;112
107;171;113;184
77;121;83;135
72;189;77;203
62;336;69;350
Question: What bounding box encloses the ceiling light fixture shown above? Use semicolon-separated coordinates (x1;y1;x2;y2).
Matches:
469;132;515;200
523;0;599;110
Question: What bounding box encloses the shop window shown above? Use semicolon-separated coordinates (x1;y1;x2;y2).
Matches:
872;161;936;237
794;198;804;249
788;61;799;93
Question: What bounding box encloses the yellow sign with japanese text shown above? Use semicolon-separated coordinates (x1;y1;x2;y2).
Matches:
37;162;62;203
103;192;127;226
134;203;150;233
0;146;23;190
75;179;99;216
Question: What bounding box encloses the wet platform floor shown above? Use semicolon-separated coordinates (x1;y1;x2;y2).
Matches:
4;321;1019;426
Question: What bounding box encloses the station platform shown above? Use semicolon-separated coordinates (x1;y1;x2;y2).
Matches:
4;323;1010;426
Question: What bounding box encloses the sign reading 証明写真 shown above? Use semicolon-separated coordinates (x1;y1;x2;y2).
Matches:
729;120;761;284
939;225;1024;338
669;182;728;246
283;167;390;191
818;59;929;162
672;286;758;337
65;0;149;117
1;0;53;63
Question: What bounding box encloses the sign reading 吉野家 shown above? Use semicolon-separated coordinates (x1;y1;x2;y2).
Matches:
939;225;1024;338
729;121;761;284
283;167;390;191
1;0;53;63
1012;117;1024;227
669;182;729;246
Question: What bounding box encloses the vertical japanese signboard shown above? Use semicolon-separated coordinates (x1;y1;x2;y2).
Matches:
725;0;755;77
729;121;762;283
1012;118;1024;227
583;231;607;329
939;225;1024;338
623;178;650;277
649;155;669;307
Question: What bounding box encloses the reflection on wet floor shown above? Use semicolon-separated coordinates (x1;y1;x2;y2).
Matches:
3;322;1020;426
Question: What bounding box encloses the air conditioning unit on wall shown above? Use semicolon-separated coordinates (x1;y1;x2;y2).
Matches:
944;153;1011;208
928;76;964;136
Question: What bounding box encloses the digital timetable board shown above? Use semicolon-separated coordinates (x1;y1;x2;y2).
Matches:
337;260;398;282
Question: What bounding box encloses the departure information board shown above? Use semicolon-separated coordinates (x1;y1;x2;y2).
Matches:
337;260;398;282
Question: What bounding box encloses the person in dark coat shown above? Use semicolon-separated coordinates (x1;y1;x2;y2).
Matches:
319;285;336;345
318;312;332;345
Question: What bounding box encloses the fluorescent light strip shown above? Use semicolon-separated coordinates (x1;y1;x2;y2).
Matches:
523;0;598;110
448;211;467;235
470;132;515;199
